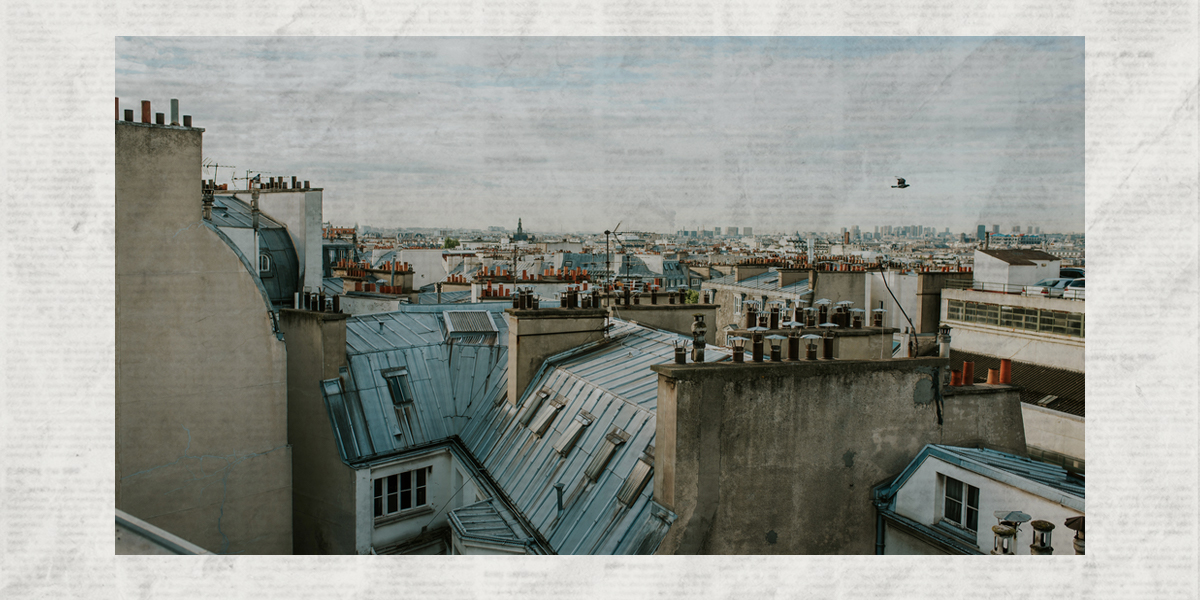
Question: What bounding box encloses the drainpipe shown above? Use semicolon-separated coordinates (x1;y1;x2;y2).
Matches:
875;507;886;554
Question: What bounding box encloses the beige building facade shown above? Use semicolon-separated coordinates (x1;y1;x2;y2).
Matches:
116;118;292;554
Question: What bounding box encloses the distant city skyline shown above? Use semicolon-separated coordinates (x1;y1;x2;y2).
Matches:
118;36;1084;233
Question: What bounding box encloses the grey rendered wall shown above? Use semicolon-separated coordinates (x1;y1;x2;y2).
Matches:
608;304;719;345
279;309;357;554
652;358;1025;555
116;122;292;554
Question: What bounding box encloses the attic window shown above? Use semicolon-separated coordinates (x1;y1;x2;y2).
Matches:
552;410;595;456
529;397;565;437
382;367;415;405
617;447;655;506
585;428;630;482
259;254;271;272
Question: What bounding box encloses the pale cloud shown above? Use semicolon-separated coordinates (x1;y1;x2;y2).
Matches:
117;36;1083;234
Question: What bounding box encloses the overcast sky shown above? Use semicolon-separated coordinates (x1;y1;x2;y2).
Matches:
117;36;1084;235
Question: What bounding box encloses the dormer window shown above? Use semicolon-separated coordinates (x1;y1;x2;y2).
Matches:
259;253;271;272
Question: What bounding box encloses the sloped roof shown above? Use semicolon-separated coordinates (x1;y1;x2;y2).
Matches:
208;195;285;229
322;307;724;554
978;249;1061;265
949;350;1084;417
319;307;729;554
415;290;473;304
458;322;726;554
875;444;1084;513
938;446;1084;501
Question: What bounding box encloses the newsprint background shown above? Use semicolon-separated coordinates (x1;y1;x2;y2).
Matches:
1;0;1197;598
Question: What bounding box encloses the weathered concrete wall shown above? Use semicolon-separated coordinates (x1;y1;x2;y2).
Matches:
809;270;867;307
116;122;292;555
400;249;449;289
651;358;1025;555
833;329;895;360
1022;403;1085;466
339;295;403;316
279;309;356;554
506;308;607;404
608;304;719;345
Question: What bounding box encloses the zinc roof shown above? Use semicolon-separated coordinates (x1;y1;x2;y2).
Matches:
323;306;709;553
978;249;1061;266
707;268;811;295
876;444;1084;514
936;445;1084;502
208;195;285;229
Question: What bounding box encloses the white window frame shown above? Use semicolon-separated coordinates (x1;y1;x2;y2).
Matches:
373;466;431;522
258;253;271;272
941;474;980;532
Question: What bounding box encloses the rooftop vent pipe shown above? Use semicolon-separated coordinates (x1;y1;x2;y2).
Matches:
1030;520;1055;555
691;314;707;362
990;525;1016;555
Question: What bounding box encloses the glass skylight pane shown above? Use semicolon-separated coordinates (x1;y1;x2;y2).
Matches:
617;459;653;506
553;420;586;456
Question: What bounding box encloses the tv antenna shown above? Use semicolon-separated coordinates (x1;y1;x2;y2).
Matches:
604;221;621;288
202;158;236;187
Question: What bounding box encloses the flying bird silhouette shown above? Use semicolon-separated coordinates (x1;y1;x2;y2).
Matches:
892;177;909;189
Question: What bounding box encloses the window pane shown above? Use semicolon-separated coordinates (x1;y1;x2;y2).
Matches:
967;506;978;531
387;491;397;514
946;477;962;499
401;471;411;492
374;497;382;517
401;489;412;510
967;485;979;509
416;486;426;506
387;474;398;494
416;468;426;487
374;478;383;498
944;497;962;524
944;477;963;524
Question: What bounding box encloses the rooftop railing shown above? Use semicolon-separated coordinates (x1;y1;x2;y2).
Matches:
943;278;1084;301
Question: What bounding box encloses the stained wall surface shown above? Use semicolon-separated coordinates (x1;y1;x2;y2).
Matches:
116;122;292;554
652;358;1025;554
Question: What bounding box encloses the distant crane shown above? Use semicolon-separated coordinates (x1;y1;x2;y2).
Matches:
892;177;909;189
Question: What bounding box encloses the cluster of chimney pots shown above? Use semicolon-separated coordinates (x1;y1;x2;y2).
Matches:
733;256;972;273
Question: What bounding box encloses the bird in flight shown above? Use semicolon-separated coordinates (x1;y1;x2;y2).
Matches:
892;177;909;189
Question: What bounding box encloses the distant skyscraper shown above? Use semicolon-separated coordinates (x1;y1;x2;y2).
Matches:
1027;226;1033;234
743;227;753;236
1035;227;1041;235
977;225;985;240
728;227;738;236
714;226;721;235
992;224;999;234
